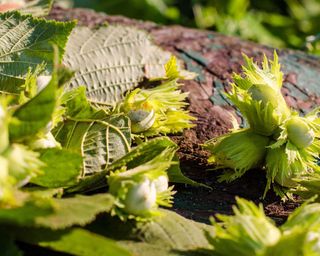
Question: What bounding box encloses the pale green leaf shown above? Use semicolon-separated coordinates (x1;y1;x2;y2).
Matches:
31;148;83;188
120;241;212;256
82;115;131;174
65;137;201;194
36;194;114;229
0;199;53;227
63;25;171;105
88;209;214;256
132;209;214;251
0;12;75;91
0;194;114;229
16;227;131;256
64;137;177;194
55;114;131;176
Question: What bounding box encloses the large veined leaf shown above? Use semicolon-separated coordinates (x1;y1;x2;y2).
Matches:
0;12;75;91
65;137;202;194
88;209;214;256
0;0;53;16
36;194;115;229
15;228;131;256
65;137;179;193
0;194;114;229
55;114;131;176
63;25;171;105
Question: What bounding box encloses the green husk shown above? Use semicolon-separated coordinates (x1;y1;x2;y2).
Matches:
205;129;270;181
208;198;320;256
209;198;281;256
206;52;320;197
286;116;315;149
227;52;290;136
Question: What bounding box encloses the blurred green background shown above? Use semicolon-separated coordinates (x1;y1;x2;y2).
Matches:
63;0;320;54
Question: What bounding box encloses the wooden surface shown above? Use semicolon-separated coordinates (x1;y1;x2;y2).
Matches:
49;6;320;224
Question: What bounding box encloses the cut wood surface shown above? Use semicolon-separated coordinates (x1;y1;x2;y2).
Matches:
49;6;320;224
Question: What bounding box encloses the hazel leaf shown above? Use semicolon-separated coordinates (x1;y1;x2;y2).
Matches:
0;12;75;91
63;25;171;105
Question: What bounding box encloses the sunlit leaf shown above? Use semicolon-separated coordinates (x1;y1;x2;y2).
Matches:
0;12;75;91
63;25;171;105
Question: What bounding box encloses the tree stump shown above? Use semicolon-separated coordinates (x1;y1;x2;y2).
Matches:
50;6;320;224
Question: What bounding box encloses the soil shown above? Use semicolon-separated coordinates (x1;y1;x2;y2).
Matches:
49;6;320;224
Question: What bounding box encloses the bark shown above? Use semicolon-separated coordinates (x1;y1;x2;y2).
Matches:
50;6;320;223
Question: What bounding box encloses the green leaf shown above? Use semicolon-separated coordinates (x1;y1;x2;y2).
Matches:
167;154;211;189
88;209;214;256
37;194;114;229
31;148;83;188
0;12;75;91
0;194;114;229
132;209;214;251
0;198;53;227
62;86;105;119
109;137;177;171
0;230;23;256
9;70;57;141
209;197;281;256
119;241;212;256
63;25;171;105
66;137;201;194
65;137;177;194
264;228;309;256
55;114;131;175
16;227;131;256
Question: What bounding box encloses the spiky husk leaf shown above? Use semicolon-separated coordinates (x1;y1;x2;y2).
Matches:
265;140;320;192
227;87;287;136
120;56;195;137
209;198;281;256
237;52;283;91
205;129;270;181
228;52;290;136
265;111;320;194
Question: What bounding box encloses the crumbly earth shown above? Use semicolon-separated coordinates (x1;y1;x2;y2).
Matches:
50;6;320;224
